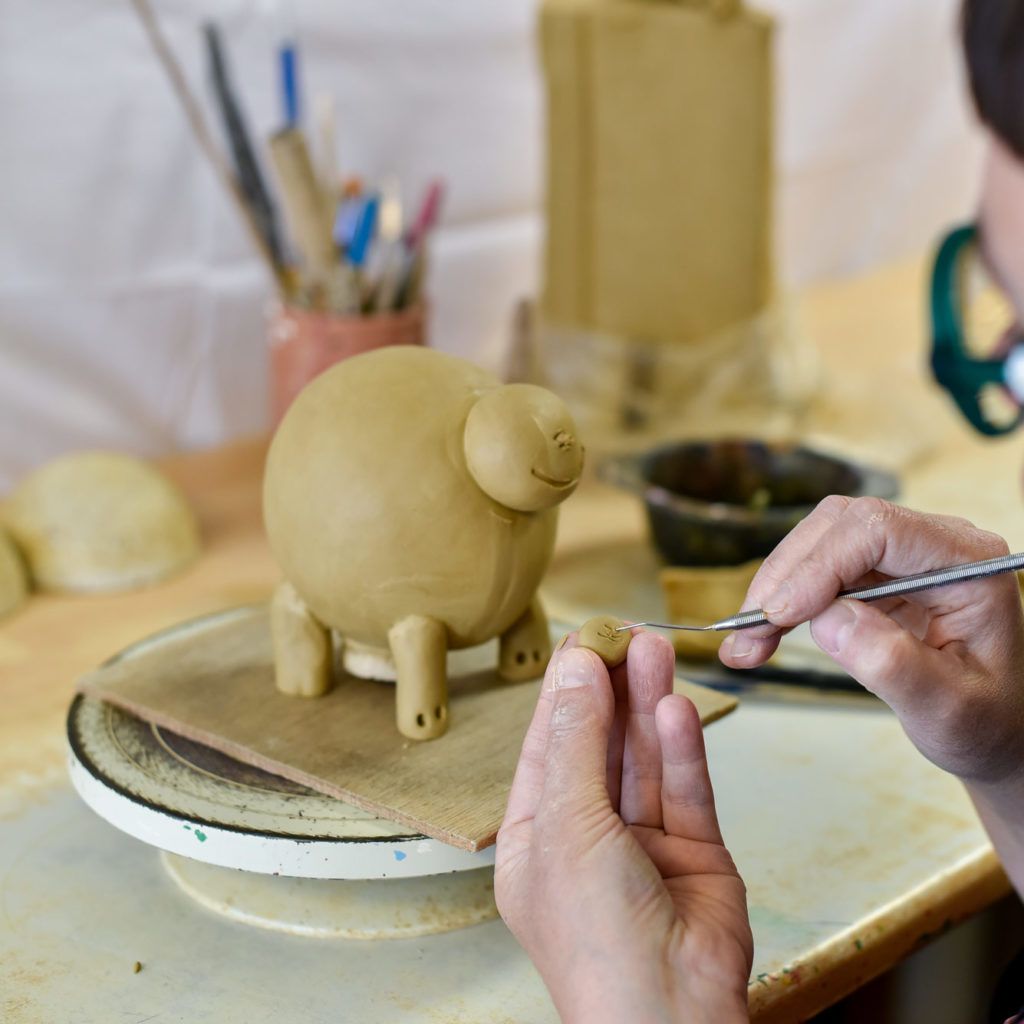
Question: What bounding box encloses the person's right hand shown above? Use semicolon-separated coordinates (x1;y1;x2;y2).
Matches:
719;496;1024;786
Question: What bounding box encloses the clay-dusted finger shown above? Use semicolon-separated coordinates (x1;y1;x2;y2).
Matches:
738;495;854;627
503;632;579;830
655;694;725;845
619;631;676;829
578;615;632;667
604;630;647;812
719;497;853;667
536;647;615;823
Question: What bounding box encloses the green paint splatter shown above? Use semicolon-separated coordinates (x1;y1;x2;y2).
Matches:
194;830;207;843
854;938;863;950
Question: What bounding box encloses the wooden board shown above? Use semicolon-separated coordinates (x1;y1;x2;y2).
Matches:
78;605;737;852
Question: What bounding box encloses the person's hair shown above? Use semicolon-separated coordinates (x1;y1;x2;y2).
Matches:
962;0;1024;158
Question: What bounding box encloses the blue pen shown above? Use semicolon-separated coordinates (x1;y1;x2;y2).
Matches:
347;196;379;269
279;41;299;127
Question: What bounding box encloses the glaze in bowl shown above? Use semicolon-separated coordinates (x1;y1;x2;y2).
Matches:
601;439;900;567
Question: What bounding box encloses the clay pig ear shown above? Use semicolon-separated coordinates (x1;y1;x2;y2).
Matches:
464;384;584;513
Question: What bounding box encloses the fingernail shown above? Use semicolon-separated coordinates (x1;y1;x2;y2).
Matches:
762;581;792;617
554;648;594;690
724;632;754;660
811;601;856;656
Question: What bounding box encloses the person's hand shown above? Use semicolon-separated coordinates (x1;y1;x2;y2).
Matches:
719;496;1024;785
495;631;752;1024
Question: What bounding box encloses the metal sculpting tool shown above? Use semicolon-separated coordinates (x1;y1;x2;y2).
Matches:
619;551;1024;633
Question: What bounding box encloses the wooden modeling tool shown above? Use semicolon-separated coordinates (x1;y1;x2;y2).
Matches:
314;92;339;207
268;127;339;292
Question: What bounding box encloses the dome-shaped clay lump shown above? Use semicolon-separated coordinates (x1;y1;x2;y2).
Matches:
263;345;585;740
0;526;28;618
3;452;200;592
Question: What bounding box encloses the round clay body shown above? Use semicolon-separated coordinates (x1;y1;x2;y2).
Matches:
3;451;200;592
263;346;583;651
577;615;631;667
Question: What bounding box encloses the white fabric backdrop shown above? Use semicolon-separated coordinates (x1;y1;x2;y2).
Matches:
0;0;984;489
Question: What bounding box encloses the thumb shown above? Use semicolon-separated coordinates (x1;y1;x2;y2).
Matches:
810;600;949;715
540;646;615;812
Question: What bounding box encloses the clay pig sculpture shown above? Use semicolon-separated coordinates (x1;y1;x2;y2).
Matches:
263;345;584;740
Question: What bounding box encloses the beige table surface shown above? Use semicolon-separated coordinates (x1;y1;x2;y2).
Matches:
3;259;1023;1022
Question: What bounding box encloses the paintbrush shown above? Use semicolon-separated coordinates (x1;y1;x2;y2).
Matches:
204;23;287;271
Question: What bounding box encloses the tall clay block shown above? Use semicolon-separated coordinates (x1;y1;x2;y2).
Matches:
540;0;774;343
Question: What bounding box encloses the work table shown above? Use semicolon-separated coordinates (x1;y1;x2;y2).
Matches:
3;258;1023;1021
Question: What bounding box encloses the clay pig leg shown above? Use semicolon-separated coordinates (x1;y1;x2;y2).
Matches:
388;615;449;740
498;596;550;681
270;581;333;697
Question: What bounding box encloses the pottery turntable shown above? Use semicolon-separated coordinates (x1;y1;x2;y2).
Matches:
67;609;500;941
67;604;735;943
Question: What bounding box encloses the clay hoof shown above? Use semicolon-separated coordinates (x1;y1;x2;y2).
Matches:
513;649;544;667
400;704;449;741
498;651;545;682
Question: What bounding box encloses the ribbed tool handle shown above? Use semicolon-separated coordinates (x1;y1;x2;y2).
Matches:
718;608;770;631
719;551;1024;631
838;551;1024;603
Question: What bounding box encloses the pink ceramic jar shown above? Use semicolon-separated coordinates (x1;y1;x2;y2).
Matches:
268;303;427;424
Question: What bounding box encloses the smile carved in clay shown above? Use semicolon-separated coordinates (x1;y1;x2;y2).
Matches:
530;468;575;488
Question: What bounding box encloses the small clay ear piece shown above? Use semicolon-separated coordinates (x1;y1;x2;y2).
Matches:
577;615;631;667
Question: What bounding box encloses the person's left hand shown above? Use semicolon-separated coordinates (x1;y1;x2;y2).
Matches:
495;631;753;1024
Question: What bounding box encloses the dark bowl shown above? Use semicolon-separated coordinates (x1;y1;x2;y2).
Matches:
600;439;900;567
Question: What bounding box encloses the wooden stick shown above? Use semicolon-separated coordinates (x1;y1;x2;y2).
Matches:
129;0;286;297
313;92;339;211
268;127;337;289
